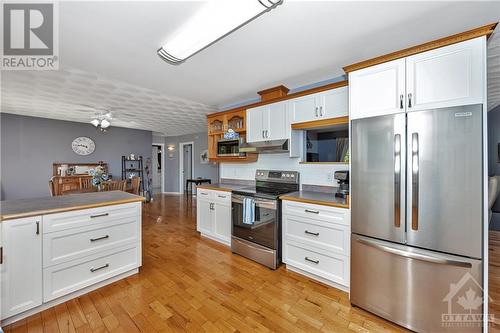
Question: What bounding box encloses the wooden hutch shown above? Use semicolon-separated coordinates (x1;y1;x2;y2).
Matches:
51;162;108;195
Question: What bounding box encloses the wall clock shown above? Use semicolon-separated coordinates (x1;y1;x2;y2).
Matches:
72;137;95;155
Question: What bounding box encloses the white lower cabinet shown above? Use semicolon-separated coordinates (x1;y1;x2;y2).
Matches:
0;202;142;322
282;200;350;290
196;189;231;245
1;216;43;319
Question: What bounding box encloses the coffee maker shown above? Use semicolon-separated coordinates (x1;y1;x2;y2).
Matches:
334;170;349;198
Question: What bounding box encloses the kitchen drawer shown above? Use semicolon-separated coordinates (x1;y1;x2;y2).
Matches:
43;245;139;302
285;241;349;287
284;215;349;256
282;200;349;225
197;188;213;199
43;202;140;233
43;219;138;267
213;191;231;204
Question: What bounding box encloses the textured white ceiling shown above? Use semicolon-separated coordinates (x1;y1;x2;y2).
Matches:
488;29;500;111
1;1;499;135
1;68;216;135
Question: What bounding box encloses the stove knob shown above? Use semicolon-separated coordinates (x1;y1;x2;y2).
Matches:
291;174;295;178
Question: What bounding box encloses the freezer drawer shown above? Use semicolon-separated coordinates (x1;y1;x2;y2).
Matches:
351;234;483;333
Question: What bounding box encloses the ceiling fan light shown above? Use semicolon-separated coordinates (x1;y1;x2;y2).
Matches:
158;0;282;64
100;119;111;128
90;119;100;127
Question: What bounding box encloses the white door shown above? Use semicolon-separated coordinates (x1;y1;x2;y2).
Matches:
267;102;289;140
213;202;231;244
246;105;267;142
290;94;318;123
320;86;348;119
196;198;213;235
349;58;406;120
406;37;485;112
1;216;42;319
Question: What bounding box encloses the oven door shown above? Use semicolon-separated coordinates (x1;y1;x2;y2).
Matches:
232;194;277;249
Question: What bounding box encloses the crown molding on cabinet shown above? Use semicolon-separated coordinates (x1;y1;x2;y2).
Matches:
257;85;290;101
343;22;498;73
209;80;348;118
291;116;349;130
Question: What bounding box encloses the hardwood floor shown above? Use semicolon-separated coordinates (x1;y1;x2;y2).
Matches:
4;194;409;333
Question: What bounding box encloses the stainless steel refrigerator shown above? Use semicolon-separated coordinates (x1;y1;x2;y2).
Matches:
351;105;483;333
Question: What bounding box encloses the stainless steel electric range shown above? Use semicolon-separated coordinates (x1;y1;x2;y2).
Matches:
231;170;300;269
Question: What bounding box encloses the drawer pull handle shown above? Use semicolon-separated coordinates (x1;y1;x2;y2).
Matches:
200;193;208;195
90;235;110;242
305;257;319;264
305;209;319;214
304;230;319;236
90;213;109;219
217;195;226;198
90;263;109;273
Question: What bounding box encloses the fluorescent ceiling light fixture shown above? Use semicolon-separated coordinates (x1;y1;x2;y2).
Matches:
158;0;283;64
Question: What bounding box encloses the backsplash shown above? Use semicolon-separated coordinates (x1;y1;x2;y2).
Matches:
219;154;348;189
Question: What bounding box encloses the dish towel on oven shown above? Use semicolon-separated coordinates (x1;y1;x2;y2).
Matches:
242;197;255;225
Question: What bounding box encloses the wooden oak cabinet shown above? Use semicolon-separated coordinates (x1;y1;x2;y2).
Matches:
207;109;258;163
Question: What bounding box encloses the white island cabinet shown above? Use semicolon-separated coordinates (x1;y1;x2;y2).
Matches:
196;188;231;246
0;192;143;325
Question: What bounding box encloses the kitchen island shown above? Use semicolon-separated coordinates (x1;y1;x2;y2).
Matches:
0;191;144;325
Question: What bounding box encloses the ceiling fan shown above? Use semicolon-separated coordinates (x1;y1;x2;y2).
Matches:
76;104;114;132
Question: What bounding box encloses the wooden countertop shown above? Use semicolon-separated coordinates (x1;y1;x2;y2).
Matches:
195;183;247;192
280;191;349;209
0;191;144;221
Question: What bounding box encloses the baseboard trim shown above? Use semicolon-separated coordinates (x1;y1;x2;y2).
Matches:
285;264;349;293
162;192;182;195
1;268;139;326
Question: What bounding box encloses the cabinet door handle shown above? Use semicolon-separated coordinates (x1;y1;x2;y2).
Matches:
305;257;319;264
0;246;3;265
304;230;319;236
319;106;323;117
36;221;40;235
90;263;109;273
400;94;404;109
217;195;226;198
315;106;318;117
266;130;269;138
90;213;109;219
408;93;413;108
200;192;208;195
90;235;110;242
305;209;319;214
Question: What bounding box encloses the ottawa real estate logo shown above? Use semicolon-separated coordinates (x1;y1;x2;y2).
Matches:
1;2;59;70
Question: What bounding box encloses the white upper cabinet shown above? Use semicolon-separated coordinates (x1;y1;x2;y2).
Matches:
406;37;485;112
290;94;318;123
291;86;348;123
349;58;406;120
349;37;486;120
246;105;266;143
320;86;349;119
247;102;288;142
1;216;43;319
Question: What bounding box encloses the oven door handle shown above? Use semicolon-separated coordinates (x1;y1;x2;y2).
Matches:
232;195;277;210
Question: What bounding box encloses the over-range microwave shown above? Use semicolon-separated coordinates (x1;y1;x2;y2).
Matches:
217;138;245;157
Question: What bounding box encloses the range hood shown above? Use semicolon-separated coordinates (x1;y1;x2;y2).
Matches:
240;139;289;154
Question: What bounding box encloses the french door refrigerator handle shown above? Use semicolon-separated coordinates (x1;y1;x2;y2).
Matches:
394;134;401;228
356;237;472;268
411;132;419;231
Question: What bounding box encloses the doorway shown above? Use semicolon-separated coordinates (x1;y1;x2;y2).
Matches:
179;141;194;194
151;143;164;194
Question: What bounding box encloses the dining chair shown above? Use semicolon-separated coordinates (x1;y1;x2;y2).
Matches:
106;180;127;191
79;177;93;190
131;177;141;195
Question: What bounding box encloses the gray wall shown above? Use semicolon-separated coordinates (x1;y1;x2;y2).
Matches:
1;113;152;200
163;132;218;192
